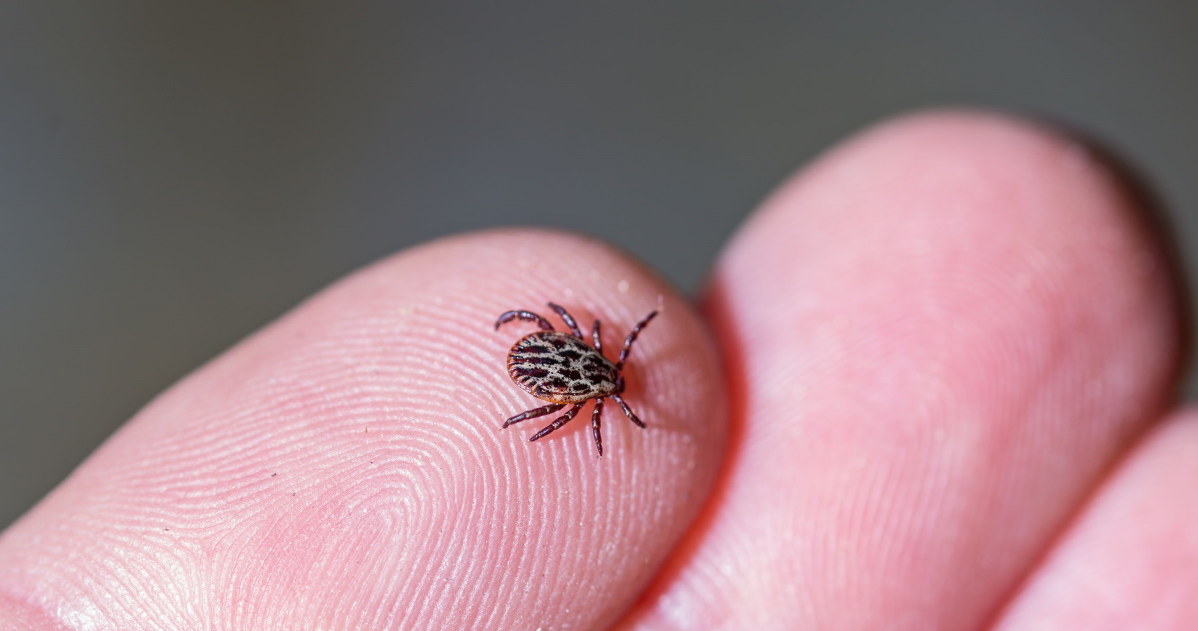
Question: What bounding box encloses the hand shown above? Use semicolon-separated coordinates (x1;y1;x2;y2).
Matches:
0;111;1190;630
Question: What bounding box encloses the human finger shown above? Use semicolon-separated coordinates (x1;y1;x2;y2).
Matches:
621;111;1185;629
0;229;726;630
993;409;1198;630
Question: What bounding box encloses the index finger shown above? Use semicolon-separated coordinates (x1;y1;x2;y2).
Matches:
0;230;727;630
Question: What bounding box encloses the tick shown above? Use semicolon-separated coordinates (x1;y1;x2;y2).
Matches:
495;302;658;456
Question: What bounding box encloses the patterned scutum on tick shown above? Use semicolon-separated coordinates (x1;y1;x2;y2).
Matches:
508;332;620;404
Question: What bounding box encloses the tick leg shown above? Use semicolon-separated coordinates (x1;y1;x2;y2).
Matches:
502;403;564;428
529;403;585;442
547;302;583;337
591;319;603;355
590;398;605;456
616;310;658;370
495;310;554;331
611;394;646;428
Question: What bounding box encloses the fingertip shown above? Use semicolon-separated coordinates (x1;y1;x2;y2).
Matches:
627;109;1185;628
0;228;726;629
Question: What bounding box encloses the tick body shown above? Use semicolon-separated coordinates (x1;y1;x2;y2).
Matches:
495;302;657;456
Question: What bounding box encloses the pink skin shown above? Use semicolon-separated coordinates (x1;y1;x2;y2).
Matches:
0;233;727;630
995;411;1198;631
620;111;1187;629
0;110;1190;629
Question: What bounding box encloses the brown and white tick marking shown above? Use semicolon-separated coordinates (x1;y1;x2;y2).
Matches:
495;302;657;456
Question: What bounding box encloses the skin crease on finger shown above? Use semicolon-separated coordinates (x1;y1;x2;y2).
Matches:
617;111;1184;629
0;231;727;630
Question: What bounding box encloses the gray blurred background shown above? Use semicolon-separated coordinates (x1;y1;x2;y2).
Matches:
2;3;1196;528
